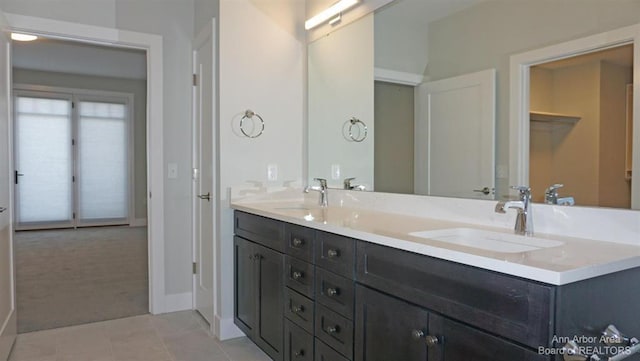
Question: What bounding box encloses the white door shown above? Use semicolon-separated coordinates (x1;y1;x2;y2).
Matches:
0;12;16;361
192;21;215;327
415;69;496;199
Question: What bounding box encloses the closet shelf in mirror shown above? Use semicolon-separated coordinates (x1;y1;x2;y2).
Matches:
530;111;580;124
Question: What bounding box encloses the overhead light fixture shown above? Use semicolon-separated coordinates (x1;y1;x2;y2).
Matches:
305;0;360;30
11;33;38;42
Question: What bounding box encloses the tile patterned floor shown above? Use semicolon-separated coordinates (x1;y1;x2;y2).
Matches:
8;311;271;361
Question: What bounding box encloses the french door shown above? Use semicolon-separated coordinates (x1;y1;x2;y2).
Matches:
14;90;131;230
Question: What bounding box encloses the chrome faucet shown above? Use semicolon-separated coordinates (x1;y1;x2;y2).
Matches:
343;177;366;191
495;186;534;236
545;183;575;206
304;178;328;207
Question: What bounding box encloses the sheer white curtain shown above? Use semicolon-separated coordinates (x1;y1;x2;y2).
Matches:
14;92;130;228
77;101;129;221
15;95;73;225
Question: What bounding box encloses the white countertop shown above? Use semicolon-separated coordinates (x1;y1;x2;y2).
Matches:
230;199;640;285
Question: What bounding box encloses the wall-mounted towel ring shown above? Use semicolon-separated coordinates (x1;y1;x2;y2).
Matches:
347;117;367;142
240;110;265;138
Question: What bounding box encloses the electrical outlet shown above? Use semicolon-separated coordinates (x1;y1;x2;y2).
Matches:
331;164;341;180
267;164;278;181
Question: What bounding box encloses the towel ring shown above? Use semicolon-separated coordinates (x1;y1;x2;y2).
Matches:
348;117;367;142
240;110;265;138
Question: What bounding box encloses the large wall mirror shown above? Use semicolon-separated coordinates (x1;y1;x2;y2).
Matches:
307;0;640;209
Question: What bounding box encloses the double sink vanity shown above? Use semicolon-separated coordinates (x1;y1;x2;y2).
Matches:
231;189;640;361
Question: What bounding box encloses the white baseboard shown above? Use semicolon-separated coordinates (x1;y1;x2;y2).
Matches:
0;309;16;361
216;315;245;341
130;218;147;227
163;292;192;313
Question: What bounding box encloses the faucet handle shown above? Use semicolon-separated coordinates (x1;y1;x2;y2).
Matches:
510;185;531;195
313;178;328;189
343;177;356;189
546;183;564;192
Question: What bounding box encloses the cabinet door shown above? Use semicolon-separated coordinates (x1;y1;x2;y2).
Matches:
255;243;285;361
428;314;549;361
354;285;429;361
234;236;256;336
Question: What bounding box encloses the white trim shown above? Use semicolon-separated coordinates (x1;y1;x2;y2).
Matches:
163;292;193;313
509;23;640;209
5;13;166;314
0;309;16;361
374;67;424;86
215;315;245;341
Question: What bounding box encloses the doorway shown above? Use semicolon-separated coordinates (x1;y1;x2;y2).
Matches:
11;36;150;332
509;24;640;209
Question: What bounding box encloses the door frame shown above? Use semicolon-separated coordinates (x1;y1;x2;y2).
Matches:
509;23;640;209
5;13;166;314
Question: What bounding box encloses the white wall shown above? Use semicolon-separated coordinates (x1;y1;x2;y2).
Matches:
217;0;305;338
1;0;196;303
308;14;374;189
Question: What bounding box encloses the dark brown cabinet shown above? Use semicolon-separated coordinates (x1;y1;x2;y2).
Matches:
233;210;640;361
234;229;285;361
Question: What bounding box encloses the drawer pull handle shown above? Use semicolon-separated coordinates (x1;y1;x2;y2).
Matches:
254;253;263;260
294;349;305;357
292;271;303;280
292;238;304;247
327;287;339;297
327;249;339;258
326;325;339;334
292;305;304;313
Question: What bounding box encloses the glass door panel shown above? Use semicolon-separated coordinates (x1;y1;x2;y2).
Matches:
14;94;73;227
76;100;129;223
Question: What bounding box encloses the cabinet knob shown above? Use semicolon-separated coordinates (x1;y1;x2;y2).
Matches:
326;325;338;334
292;305;304;313
294;349;305;357
327;287;339;297
411;329;424;340
327;249;339;258
292;238;303;247
292;271;303;280
425;335;440;347
254;253;263;260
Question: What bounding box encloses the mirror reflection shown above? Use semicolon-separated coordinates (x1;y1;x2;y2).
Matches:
307;0;640;209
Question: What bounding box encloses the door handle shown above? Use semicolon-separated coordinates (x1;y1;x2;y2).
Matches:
197;192;211;201
473;187;493;195
15;170;24;184
0;207;6;213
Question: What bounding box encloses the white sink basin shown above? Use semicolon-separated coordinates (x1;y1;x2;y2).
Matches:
408;228;563;253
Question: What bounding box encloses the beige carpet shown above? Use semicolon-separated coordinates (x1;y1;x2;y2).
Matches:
14;226;148;333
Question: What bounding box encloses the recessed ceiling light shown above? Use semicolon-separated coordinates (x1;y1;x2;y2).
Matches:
11;33;38;42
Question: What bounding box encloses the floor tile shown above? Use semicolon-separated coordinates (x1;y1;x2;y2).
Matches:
218;337;271;361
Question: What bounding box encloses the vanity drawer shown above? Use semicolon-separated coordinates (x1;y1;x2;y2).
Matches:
234;211;285;252
315;268;354;319
315;304;353;359
315;339;350;361
285;256;315;298
315;231;355;278
285;224;315;263
284;288;314;334
356;241;554;349
284;320;314;361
